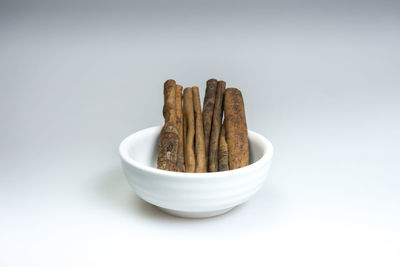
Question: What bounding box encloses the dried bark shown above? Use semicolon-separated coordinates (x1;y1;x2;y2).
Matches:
224;88;249;170
192;86;207;172
183;87;196;172
202;79;218;167
157;79;179;171
175;84;185;172
208;80;226;172
218;122;229;171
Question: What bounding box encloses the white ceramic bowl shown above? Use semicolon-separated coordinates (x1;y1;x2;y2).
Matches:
119;126;274;218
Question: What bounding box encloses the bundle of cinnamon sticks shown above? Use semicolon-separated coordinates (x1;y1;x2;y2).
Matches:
157;79;249;173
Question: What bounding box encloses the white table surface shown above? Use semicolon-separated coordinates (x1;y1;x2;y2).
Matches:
1;1;399;266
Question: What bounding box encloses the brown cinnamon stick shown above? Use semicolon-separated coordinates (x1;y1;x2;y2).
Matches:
157;80;179;171
202;79;218;167
175;84;185;172
183;87;196;172
224;88;249;170
192;86;207;172
208;80;226;172
218;121;229;171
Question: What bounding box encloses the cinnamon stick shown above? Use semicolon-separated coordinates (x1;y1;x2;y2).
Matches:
208;80;226;172
157;79;179;171
183;87;196;172
175;84;185;172
218;121;229;171
192;86;207;172
224;88;249;170
202;79;218;167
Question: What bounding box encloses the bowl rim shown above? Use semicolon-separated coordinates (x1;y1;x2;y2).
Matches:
119;125;274;178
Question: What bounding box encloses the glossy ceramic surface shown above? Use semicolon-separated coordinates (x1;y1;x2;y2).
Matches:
119;126;274;218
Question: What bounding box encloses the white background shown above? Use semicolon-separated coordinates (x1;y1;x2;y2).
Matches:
1;1;399;266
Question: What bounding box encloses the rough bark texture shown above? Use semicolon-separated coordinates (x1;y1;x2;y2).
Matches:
157;79;179;171
183;87;196;172
175;84;185;172
202;79;217;168
208;80;226;172
224;88;249;170
218;122;229;171
192;86;207;173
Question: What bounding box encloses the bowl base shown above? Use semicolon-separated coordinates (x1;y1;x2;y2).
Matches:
158;207;233;218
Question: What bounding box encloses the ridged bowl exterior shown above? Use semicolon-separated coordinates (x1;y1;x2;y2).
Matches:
119;126;273;217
